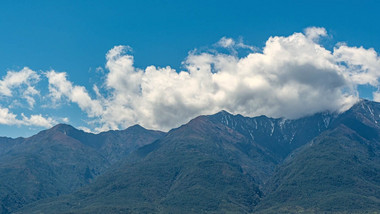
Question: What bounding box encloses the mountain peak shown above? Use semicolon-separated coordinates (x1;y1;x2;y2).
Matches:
126;124;146;131
49;123;78;134
6;100;380;213
214;110;233;116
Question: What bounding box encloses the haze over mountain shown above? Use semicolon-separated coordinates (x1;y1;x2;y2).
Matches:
0;99;379;213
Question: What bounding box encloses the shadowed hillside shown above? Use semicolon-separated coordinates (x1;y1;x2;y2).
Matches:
0;124;165;214
3;100;380;213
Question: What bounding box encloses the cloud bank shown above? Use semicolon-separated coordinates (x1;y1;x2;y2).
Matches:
2;27;380;132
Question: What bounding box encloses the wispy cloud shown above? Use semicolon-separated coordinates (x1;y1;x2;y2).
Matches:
46;71;103;117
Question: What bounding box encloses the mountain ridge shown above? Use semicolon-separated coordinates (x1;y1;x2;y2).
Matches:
2;99;380;213
0;123;166;214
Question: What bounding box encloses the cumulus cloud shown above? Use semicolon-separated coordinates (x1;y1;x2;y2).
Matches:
0;67;40;108
21;113;56;127
46;71;103;117
40;27;380;132
0;107;22;125
304;26;327;41
0;27;375;132
0;67;56;129
0;106;55;128
334;45;380;86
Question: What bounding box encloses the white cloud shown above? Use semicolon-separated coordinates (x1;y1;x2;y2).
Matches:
78;126;92;133
217;37;256;52
334;45;380;86
18;26;378;132
0;107;22;125
4;26;380;133
217;37;235;48
46;71;103;117
304;26;327;41
373;91;380;102
21;113;56;128
0;68;56;129
0;106;55;128
0;67;40;108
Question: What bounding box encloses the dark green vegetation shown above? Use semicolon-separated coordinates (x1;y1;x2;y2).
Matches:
255;101;380;213
0;124;164;213
1;100;380;213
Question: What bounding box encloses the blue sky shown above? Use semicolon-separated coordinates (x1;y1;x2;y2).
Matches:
0;0;380;137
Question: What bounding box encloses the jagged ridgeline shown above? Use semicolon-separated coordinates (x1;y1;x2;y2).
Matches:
0;100;379;213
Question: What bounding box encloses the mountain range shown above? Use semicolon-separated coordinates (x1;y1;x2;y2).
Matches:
0;99;379;213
